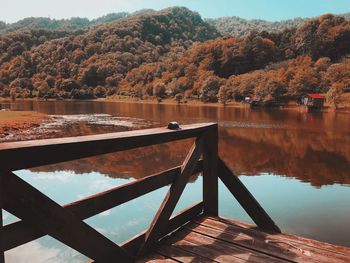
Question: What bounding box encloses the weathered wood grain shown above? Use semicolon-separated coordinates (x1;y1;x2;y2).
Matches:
202;127;219;216
207;216;350;259
144;216;350;263
136;253;177;263
164;232;246;263
174;229;285;263
156;240;216;263
190;220;311;263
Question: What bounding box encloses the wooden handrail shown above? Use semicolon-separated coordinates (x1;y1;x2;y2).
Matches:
140;135;205;254
0;123;217;262
0;123;217;171
0;122;281;263
122;202;204;256
218;158;281;233
2;160;203;251
3;171;133;262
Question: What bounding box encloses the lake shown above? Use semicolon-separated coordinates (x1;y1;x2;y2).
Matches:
1;100;350;263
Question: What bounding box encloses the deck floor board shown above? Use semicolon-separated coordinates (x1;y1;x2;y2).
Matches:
138;216;350;263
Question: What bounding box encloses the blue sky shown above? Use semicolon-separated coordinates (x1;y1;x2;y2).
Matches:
1;0;350;23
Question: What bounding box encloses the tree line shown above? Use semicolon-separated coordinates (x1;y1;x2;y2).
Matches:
0;7;219;99
0;8;349;107
118;14;350;107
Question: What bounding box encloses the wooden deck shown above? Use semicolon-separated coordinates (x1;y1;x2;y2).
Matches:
1;122;349;263
139;216;350;263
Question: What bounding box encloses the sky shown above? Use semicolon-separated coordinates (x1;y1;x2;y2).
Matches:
1;0;350;23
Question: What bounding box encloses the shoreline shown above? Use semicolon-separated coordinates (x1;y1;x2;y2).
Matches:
0;97;349;142
0;110;48;140
1;96;350;113
103;97;350;113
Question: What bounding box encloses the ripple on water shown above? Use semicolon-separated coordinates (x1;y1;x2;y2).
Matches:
219;120;285;129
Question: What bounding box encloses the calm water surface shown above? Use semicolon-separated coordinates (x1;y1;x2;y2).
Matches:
1;100;350;263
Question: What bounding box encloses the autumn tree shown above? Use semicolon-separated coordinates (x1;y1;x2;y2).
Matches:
327;83;345;109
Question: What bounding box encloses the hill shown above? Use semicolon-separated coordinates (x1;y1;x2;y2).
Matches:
0;7;219;99
0;12;135;34
0;10;158;35
0;8;349;107
207;13;350;36
118;14;350;106
3;11;349;37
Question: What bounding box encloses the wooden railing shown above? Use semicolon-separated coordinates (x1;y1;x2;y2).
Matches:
0;123;280;263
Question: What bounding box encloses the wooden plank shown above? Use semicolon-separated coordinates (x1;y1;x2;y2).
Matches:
136;252;178;263
2;161;203;251
197;217;350;263
2;172;132;263
0;176;4;263
167;231;248;263
160;237;231;262
202;127;219;216
210;216;350;256
190;220;310;263
140;136;204;254
67;165;182;219
0;123;216;172
156;240;217;263
174;229;286;263
2;220;41;252
218;158;281;233
122;201;203;256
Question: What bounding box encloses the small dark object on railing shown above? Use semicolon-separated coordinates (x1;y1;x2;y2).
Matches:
167;121;180;130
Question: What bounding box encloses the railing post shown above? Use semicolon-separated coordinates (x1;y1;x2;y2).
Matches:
0;175;5;263
202;125;219;216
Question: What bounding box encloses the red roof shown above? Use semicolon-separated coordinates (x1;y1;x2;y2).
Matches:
249;94;257;98
307;93;325;99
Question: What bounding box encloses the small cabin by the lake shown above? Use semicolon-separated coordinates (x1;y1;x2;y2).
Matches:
244;94;261;106
302;93;325;108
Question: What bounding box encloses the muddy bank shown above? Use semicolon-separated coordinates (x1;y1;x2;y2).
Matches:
0;111;48;141
0;111;155;142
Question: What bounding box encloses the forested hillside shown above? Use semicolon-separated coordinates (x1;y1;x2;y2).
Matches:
0;8;349;107
119;14;350;106
3;10;349;37
207;17;305;37
0;11;148;34
207;13;350;36
0;7;219;99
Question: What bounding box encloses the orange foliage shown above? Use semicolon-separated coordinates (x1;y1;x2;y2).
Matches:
0;10;349;103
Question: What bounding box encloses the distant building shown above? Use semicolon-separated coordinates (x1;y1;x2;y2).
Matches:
244;94;260;105
301;93;325;108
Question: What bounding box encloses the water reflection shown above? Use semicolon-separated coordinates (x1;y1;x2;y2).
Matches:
4;169;203;263
1;100;350;262
29;124;350;186
4;100;348;186
219;126;350;186
220;174;350;247
31;140;194;179
3;171;350;263
6;240;64;263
